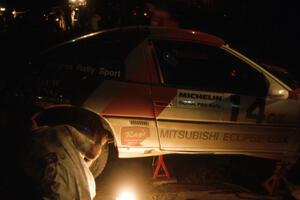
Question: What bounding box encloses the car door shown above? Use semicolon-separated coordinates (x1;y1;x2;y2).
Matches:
218;47;300;158
150;39;300;159
150;40;229;152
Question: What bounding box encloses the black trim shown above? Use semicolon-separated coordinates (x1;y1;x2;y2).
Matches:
102;115;155;120
148;39;164;84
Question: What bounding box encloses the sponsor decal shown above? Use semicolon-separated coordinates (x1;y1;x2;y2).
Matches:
49;63;121;78
160;129;220;141
75;64;97;75
177;90;223;109
159;129;290;144
222;133;289;143
98;67;121;78
121;127;150;146
179;92;223;101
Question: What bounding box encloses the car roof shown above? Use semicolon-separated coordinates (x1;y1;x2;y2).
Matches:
147;26;225;47
65;26;225;48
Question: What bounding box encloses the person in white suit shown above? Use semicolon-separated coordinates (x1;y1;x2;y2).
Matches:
24;124;108;200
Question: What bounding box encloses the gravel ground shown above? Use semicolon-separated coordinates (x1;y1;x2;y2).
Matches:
94;151;297;200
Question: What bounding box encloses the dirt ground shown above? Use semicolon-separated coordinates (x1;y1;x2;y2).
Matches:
94;150;297;200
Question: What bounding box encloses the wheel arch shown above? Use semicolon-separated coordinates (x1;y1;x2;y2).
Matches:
31;104;118;146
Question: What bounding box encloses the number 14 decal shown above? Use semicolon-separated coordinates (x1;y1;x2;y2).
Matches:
230;95;265;123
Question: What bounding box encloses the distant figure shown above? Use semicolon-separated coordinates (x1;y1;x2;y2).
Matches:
23;125;108;200
90;12;101;31
150;9;178;27
78;6;90;32
146;3;179;27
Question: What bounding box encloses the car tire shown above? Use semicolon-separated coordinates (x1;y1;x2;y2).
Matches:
89;143;109;178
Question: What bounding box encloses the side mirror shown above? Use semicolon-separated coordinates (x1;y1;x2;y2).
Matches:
269;88;289;99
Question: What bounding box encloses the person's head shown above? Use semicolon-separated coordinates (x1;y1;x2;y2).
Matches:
147;3;179;27
150;9;178;27
74;123;107;140
72;125;108;160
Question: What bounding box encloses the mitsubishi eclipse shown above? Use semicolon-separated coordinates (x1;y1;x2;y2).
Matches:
20;26;300;177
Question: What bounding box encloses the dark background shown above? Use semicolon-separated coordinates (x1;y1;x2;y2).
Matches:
0;0;299;79
0;1;300;199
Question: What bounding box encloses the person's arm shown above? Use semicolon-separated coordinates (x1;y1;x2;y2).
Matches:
85;133;108;160
68;125;108;160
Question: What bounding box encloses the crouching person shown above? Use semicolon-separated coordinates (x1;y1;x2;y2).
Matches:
23;125;108;200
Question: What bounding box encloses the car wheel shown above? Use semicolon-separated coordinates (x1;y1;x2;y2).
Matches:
89;143;109;178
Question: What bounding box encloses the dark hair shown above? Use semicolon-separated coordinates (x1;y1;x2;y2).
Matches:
33;106;104;134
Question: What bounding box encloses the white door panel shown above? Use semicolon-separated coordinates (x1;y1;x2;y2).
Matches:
153;87;225;149
220;93;299;126
264;98;299;125
220;93;257;123
175;89;224;121
154;89;224;121
157;120;299;159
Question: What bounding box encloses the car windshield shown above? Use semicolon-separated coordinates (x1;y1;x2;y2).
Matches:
261;64;299;89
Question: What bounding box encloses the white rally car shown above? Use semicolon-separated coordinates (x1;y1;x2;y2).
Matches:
28;26;300;177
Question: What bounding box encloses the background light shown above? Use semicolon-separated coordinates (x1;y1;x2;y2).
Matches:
116;189;136;200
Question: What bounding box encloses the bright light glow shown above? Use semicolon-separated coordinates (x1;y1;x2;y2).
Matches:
278;90;285;95
70;0;76;3
55;18;59;22
116;189;136;200
143;12;148;16
182;100;194;104
12;10;17;18
78;0;85;2
192;31;195;34
0;7;5;11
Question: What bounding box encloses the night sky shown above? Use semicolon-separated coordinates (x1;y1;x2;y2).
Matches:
1;0;300;79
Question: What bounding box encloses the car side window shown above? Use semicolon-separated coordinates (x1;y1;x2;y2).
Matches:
44;34;125;81
154;40;269;97
33;32;145;104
